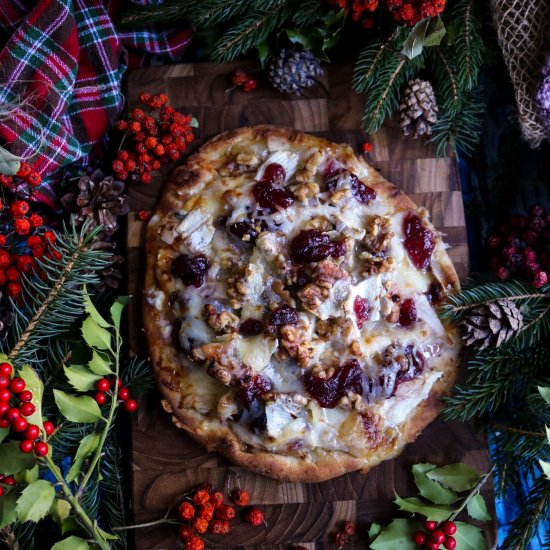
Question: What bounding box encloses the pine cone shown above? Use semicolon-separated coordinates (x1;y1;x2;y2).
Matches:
462;299;524;349
0;290;14;337
269;49;323;95
399;78;438;138
61;169;129;236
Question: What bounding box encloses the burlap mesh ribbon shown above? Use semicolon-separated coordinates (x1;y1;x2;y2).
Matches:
490;0;550;146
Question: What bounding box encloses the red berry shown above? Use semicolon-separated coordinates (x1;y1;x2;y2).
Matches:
117;150;129;161
140;173;152;184
412;530;427;545
426;543;441;550
178;501;195;520
231;488;250;506
243;79;257;92
424;521;437;531
487;236;501;249
216;504;236;520
115;120;128;131
444;535;457;549
96;378;110;392
10;200;30;217
19;439;34;453
131;108;145;121
117;169;128;181
192;489;210;506
0;402;8;416
496;266;509;281
197;502;215;521
334;532;348;547
17;163;31;178
112;159;124;173
0;375;8;389
18;390;33;402
24;424;40;440
6;407;21;422
124;399;137;412
43;420;55;435
139;92;151;105
12;417;28;432
118;387;130;400
137;210;150;221
209;519;224;534
8;378;24;396
179;526;193;541
193;517;208;534
19;402;35;416
209;491;224;509
3;476;15;486
244;507;263;526
34;441;49;457
361;142;373;153
95;392;107;405
342;520;356;535
533;270;548;288
154;144;165;157
184;536;204;550
26;172;41;186
0;389;11;402
7;266;20;282
232;69;249;86
0;363;12;377
430;529;446;544
125;159;137;172
441;521;457;536
0;418;9;428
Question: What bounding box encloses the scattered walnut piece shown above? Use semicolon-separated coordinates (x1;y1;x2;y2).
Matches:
294;168;314;183
360;252;395;277
338;391;364;411
316;317;355;341
305;150;323;173
329;188;351;206
204;304;240;334
310;364;336;379
297;283;328;312
271;279;295;306
280;324;312;367
207;363;233;385
313;259;348;288
349;340;363;357
291;181;320;201
363;216;394;253
302;216;333;232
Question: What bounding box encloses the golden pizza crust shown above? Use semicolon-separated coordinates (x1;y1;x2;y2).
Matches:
143;125;461;482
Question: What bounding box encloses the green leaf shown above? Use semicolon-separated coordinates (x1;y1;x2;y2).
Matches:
466;493;491;521
88;350;113;376
257;39;272;68
401;18;431;59
370;518;422;549
51;536;90;550
412;463;458;505
0;441;37;475
16;480;55;522
49;498;71;527
110;295;130;329
323;7;345;52
0;426;9;443
453;522;488;550
66;433;101;482
0;491;17;529
0;146;21;175
394;494;453;522
64;364;102;392
423;16;446;47
53;389;104;423
81;317;112;350
190;117;199;128
83;289;110;328
368;522;382;541
96;525;119;541
61;517;83;536
538;386;550;405
540;459;550;480
18;364;44;432
14;464;39;484
426;463;479;491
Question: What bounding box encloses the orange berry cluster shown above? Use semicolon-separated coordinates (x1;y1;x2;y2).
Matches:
93;377;137;413
386;0;446;26
0;162;42;193
0;362;55;462
113;93;195;184
177;484;264;550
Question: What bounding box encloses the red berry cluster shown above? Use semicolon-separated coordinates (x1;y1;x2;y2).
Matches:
487;204;550;288
112;93;195;184
386;0;446;26
0;473;16;496
0;162;42;193
93;377;137;413
333;520;356;547
177;484;264;549
412;520;457;550
0;362;54;458
327;0;378;27
231;70;258;93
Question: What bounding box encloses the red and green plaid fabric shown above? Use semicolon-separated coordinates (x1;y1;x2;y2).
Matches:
0;0;191;178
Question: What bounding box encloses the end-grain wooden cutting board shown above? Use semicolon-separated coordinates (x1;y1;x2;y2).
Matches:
126;62;495;549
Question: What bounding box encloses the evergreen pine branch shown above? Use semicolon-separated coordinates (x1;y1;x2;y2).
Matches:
186;0;252;27
449;0;484;91
1;219;110;368
210;2;293;63
10;522;35;550
80;475;101;520
292;0;325;27
122;356;153;398
427;48;460;116
501;476;550;550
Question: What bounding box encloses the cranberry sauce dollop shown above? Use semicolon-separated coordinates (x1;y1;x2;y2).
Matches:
290;229;347;263
354;296;371;329
252;163;295;212
398;297;417;327
393;345;426;393
236;374;272;409
403;212;435;270
324;168;376;205
170;253;209;287
303;359;363;408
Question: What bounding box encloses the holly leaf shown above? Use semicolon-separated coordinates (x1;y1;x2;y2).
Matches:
18;364;44;432
426;463;479;491
64;364;102;392
81;317;112;350
49;498;71;527
412;463;458;505
50;536;90;550
88;350;113;376
0;492;17;529
66;433;101;482
83;289;110;328
322;7;345;54
539;386;550;405
257;40;271;68
394;494;453;522
454;522;488;550
286;28;314;50
16;480;55;522
0;441;37;475
110;295;130;329
466;493;491;521
54;390;104;424
0;146;21;175
369;518;422;549
0;426;9;444
96;526;118;541
368;522;382;541
14;464;39;484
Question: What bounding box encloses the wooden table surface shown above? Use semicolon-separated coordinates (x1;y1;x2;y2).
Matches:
126;62;494;549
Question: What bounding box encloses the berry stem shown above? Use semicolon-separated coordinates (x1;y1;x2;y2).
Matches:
449;469;493;521
112;518;180;531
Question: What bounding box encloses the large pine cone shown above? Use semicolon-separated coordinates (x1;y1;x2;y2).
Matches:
462;299;524;349
399;78;439;138
269;49;324;95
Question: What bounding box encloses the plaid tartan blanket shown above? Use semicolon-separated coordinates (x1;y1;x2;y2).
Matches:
0;0;191;178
